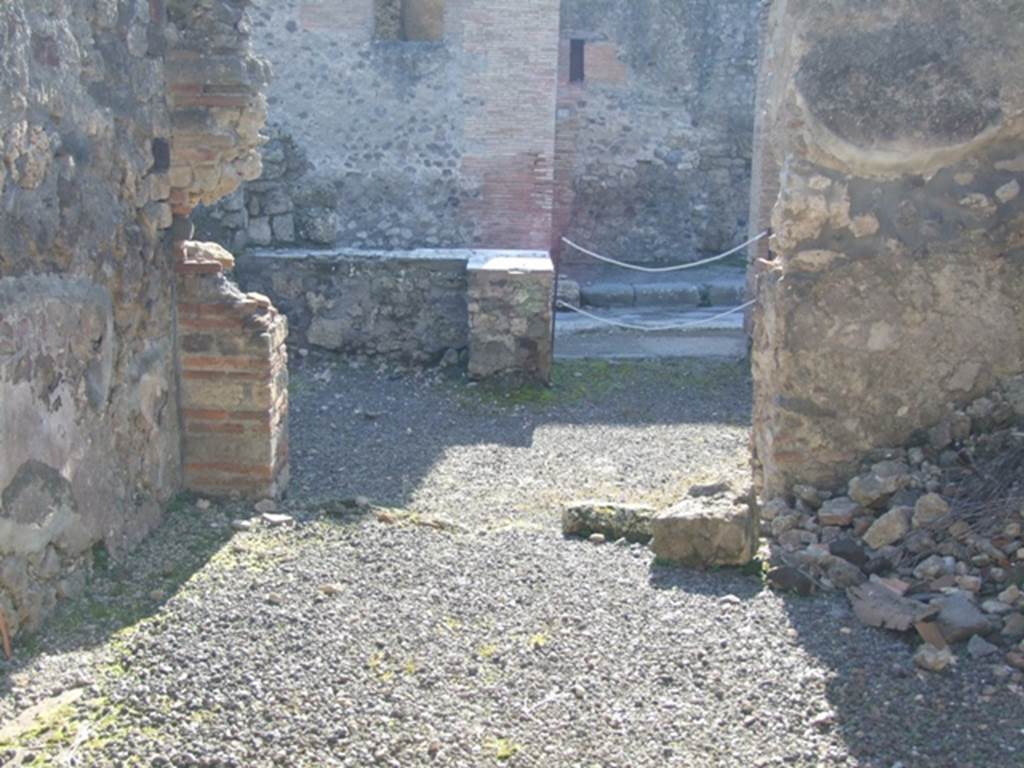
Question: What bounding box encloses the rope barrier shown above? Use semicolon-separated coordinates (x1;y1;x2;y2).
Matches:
561;230;770;273
556;299;756;332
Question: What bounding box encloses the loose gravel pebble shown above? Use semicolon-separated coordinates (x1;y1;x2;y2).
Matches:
2;358;1023;767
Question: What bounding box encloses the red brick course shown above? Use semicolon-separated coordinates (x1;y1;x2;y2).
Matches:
176;243;289;499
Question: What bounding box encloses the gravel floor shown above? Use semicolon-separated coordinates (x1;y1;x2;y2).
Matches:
2;356;1023;767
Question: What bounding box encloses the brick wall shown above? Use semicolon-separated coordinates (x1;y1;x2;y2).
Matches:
461;0;560;250
176;243;289;499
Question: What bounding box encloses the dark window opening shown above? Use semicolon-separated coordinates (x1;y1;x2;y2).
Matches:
569;39;585;83
152;138;171;173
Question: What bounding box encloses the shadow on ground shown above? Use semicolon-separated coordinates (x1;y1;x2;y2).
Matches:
780;584;1024;766
286;353;753;513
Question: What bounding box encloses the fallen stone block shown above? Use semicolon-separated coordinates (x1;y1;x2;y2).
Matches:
862;506;911;549
847;581;938;632
561;501;656;544
934;593;993;643
766;565;816;596
650;498;757;568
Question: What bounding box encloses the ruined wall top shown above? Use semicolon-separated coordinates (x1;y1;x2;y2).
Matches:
166;0;270;213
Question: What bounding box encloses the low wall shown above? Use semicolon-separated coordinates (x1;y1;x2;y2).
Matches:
235;248;471;364
235;247;555;378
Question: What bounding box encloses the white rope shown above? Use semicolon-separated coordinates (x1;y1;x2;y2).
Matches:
556;300;756;332
561;230;770;273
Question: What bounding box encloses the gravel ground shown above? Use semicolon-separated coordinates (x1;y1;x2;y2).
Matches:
2;356;1023;767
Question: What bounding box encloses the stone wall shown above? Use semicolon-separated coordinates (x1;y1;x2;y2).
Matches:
196;0;561;253
750;0;1024;498
0;1;179;636
554;0;761;265
234;247;554;379
0;0;270;637
197;1;759;263
166;0;270;215
235;248;471;364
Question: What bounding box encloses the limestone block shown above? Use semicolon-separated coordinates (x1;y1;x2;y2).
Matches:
862;507;911;550
651;498;758;568
467;251;554;383
562;501;656;544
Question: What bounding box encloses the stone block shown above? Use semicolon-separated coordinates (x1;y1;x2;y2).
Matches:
562;501;656;544
651;498;758;568
467;250;554;383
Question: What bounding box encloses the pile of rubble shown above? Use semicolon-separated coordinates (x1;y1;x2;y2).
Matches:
764;381;1024;673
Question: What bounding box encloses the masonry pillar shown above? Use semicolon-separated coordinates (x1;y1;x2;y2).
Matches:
749;0;1024;497
176;242;289;499
467;251;555;383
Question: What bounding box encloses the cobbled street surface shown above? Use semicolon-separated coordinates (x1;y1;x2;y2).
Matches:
2;356;1022;767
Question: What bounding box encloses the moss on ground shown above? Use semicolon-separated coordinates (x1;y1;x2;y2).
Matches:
456;358;749;411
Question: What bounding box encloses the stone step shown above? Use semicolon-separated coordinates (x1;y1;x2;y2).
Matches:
554;306;748;360
559;264;748;309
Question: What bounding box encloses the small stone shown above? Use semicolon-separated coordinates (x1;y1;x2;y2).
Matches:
319;583;344;597
817;497;859;527
760;499;792;522
809;711;835;731
913;554;953;581
821;554;866;588
1006;651;1024;671
196;498;211;510
929;574;957;591
267;592;285;606
588;533;606;545
149;589;166;602
982;599;1015;615
912;493;950;528
231;519;252;532
766;566;816;596
1001;613;1024;639
998;585;1021;605
949;520;971;540
778;529;818;550
914;644;955;672
955;575;982;592
829;536;867;567
968;635;1001;659
935;593;992;643
862;507;911;550
793;484;826;509
848;470;901;509
996;179;1021;203
254;499;277;514
262;513;294;527
771;513;800;537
